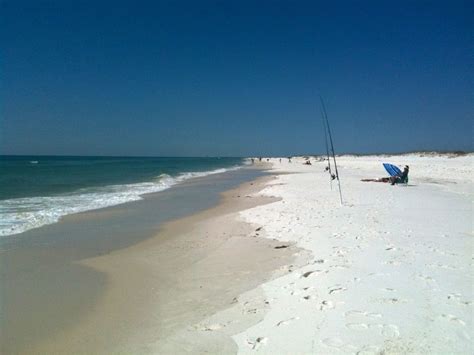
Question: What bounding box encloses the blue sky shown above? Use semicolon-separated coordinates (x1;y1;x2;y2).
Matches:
1;0;472;156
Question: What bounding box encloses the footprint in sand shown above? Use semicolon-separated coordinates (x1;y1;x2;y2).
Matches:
428;246;446;255
377;297;407;304
321;337;344;348
246;336;268;350
356;345;381;355
334;250;349;258
330;264;350;269
345;310;383;319
384;259;402;266
344;310;382;329
319;300;335;310
447;293;473;306
440;314;466;326
276;317;299;326
331;233;343;239
381;324;400;337
321;338;358;352
382;287;397;292
290;289;302;296
368;323;383;331
345;310;399;336
427;263;458;270
245;308;258;314
328;285;348;295
447;293;462;301
300;270;323;278
368;272;389;277
198;323;225;331
346;323;369;330
417;274;438;288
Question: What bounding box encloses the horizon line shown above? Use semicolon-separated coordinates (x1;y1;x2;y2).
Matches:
1;149;472;159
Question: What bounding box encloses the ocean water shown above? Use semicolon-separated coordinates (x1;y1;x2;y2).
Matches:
0;156;245;236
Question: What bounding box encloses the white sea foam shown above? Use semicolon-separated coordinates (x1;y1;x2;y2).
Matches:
0;166;241;237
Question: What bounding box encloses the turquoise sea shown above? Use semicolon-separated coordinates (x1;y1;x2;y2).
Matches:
0;156;245;236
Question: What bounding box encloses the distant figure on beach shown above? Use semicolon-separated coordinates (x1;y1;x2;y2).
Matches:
304;160;312;165
288;157;292;163
259;157;262;162
251;158;255;164
279;158;281;163
361;165;409;185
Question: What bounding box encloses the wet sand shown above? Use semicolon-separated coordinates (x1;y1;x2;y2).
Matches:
1;168;306;354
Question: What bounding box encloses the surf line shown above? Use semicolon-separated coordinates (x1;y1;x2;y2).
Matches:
320;96;343;205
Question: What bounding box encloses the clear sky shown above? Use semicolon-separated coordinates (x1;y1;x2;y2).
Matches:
1;0;472;156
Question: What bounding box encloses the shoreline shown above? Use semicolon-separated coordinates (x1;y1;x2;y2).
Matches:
0;158;246;238
1;165;309;354
3;154;472;354
78;173;309;354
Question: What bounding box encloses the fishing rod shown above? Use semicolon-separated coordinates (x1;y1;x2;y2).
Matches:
320;96;343;205
320;106;333;190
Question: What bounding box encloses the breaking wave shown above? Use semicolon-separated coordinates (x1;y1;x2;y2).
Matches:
0;166;240;237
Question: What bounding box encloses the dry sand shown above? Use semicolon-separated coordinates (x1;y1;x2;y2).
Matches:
203;154;473;354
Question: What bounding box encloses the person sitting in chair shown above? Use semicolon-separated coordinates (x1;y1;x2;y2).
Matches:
361;165;409;184
390;165;409;185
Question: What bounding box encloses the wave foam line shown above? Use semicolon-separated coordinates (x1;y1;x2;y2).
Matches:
0;166;241;237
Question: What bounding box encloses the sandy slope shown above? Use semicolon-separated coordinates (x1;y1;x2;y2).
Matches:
206;154;473;354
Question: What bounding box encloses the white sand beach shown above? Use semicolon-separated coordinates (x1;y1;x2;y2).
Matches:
194;154;473;354
3;1;471;353
4;154;472;354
